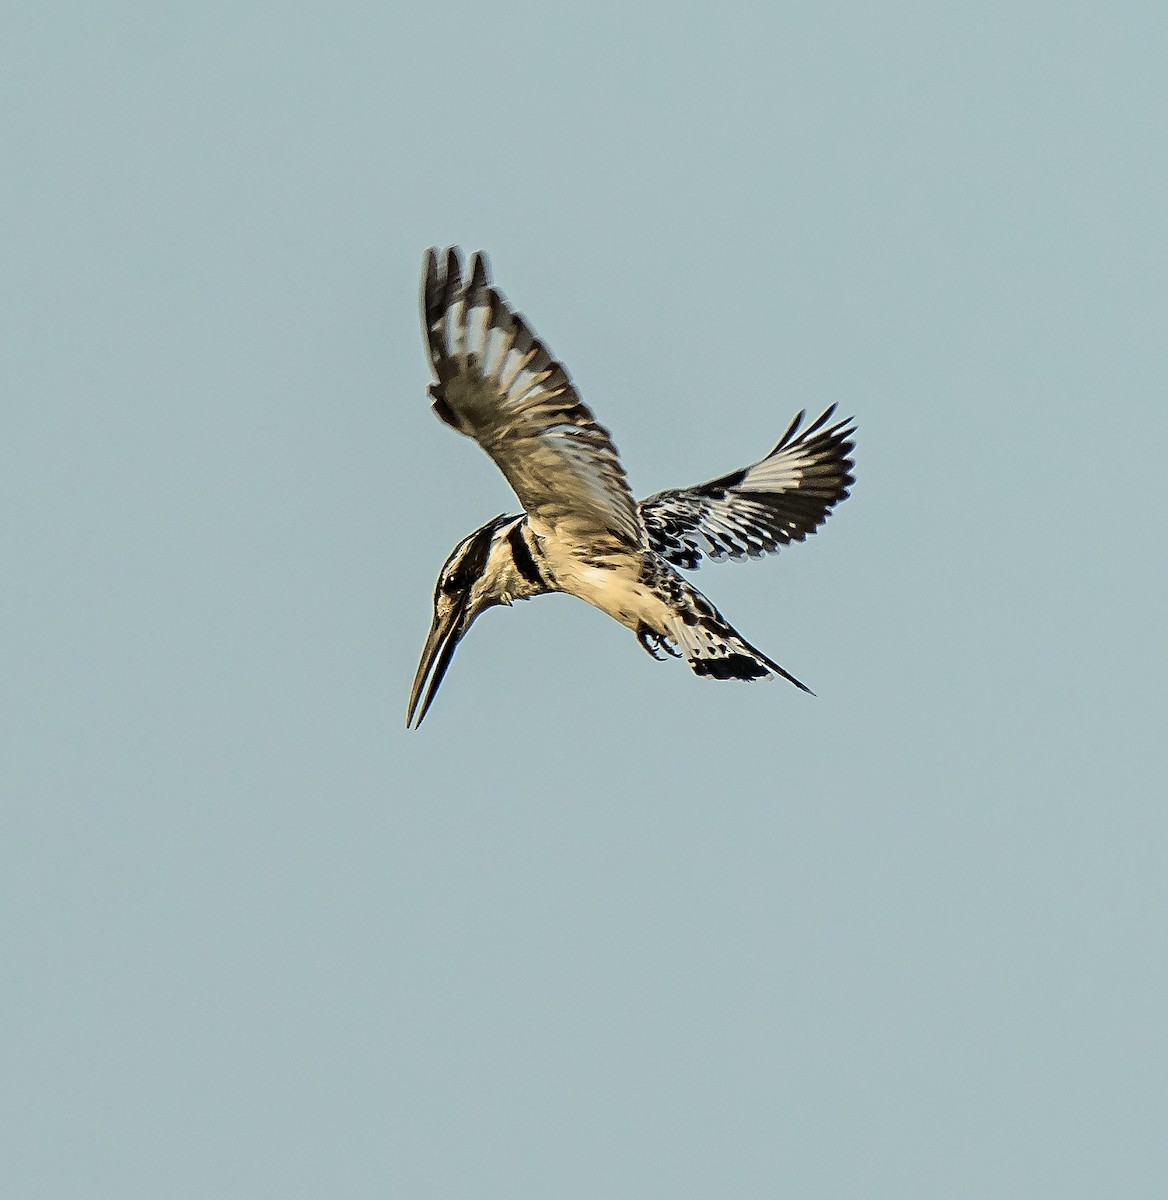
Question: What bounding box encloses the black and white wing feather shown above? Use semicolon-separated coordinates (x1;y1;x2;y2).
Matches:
639;407;855;570
422;248;643;553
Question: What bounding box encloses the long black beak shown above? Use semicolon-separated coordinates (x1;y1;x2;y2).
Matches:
406;599;468;729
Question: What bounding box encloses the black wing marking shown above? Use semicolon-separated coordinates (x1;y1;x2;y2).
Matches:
638;407;855;570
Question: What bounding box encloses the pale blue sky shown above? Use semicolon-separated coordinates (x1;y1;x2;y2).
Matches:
3;3;1166;1197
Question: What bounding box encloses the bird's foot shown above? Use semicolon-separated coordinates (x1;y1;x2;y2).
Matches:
636;626;681;661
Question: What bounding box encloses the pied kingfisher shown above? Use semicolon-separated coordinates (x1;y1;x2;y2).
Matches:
407;248;856;728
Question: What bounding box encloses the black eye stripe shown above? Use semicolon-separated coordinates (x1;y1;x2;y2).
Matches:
436;514;510;598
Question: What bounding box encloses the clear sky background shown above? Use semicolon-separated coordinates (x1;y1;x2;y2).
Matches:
3;3;1165;1197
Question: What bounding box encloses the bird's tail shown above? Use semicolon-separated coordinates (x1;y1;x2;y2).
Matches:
659;571;814;693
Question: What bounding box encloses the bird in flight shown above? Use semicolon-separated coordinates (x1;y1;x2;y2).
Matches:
407;248;855;728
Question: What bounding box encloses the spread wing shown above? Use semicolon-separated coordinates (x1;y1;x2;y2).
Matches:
421;248;643;553
639;407;855;570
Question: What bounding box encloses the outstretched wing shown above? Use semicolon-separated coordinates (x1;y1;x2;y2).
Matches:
639;407;855;570
421;248;643;553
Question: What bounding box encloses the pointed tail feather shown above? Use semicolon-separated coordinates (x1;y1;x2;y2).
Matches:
673;617;814;692
656;569;814;693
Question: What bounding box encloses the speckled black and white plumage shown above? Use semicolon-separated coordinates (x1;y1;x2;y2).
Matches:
635;555;813;691
407;249;856;726
639;407;855;571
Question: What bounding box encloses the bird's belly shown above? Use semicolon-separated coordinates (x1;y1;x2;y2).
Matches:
552;561;671;633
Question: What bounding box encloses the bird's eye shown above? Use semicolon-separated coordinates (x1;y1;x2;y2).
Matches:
441;574;462;595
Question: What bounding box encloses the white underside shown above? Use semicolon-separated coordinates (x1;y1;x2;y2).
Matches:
535;538;671;634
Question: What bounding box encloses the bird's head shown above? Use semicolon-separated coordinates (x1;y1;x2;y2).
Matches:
406;516;510;728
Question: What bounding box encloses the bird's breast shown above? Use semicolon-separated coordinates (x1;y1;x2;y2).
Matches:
538;544;672;634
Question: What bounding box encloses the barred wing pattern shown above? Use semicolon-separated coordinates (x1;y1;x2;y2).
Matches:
422;248;643;553
639;407;856;570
